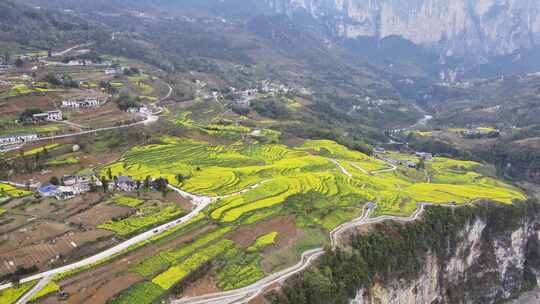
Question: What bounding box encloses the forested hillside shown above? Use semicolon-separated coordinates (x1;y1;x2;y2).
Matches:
0;0;105;49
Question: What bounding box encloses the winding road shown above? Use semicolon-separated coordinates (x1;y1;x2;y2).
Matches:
0;180;269;297
3;154;464;304
172;202;446;304
169;159;426;304
15;276;52;304
1;89;449;303
0;184;212;293
51;43;92;57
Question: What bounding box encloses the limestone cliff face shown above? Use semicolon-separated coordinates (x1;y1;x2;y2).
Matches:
265;0;540;60
350;210;540;304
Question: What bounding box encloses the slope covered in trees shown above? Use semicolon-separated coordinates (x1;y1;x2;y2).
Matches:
0;0;105;49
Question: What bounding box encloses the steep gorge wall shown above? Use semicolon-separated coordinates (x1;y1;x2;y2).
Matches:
265;0;540;60
272;202;540;304
352;207;540;304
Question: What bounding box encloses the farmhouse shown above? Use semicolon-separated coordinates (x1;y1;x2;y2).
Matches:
415;152;433;161
126;106;146;113
66;60;86;66
104;68;122;75
62;98;101;108
0;134;38;145
38;182;93;200
406;161;417;168
114;176;137;192
63;173;101;191
395;159;417;168
33;110;63;122
55;186;76;200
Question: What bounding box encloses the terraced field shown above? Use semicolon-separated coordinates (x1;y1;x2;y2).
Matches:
175;112;281;142
0;183;32;199
109;194;144;208
247;232;278;252
23;143;61;156
102;136;525;302
0;281;36;304
103;137;524;217
98;204;184;236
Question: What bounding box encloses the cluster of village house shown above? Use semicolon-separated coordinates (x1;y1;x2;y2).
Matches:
195;79;309;104
30;95;112;123
38;174;138;201
374;147;433;169
461;128;500;138
0;97;106;146
0;134;38;145
38;173;101;200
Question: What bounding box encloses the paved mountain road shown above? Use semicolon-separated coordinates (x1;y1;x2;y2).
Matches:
0;181;268;296
15;276;52;304
172;202;450;304
51;43;91;57
0;188;212;292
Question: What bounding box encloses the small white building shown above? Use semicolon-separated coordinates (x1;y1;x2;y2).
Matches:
55;186;76;200
406;161;417;168
415;152;433;161
62;98;100;108
104;68;121;75
33;110;62;122
0;134;38;145
67;60;85;66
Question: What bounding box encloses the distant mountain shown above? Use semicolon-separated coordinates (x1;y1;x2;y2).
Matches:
265;0;540;64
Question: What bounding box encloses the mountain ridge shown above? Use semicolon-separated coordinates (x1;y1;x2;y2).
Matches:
265;0;540;62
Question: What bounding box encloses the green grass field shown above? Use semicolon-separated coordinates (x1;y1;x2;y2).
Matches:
216;246;265;290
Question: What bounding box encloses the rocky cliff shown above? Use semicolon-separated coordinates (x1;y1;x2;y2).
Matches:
350;203;540;304
351;209;540;304
265;0;540;61
272;202;540;304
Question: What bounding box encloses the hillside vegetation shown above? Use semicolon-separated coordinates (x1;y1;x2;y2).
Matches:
0;0;104;49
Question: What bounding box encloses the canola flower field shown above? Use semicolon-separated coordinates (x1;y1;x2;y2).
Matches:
0;183;32;199
102;137;524;219
97;136;525;303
